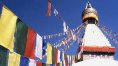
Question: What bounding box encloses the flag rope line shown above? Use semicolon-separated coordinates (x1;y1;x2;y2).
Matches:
98;23;118;44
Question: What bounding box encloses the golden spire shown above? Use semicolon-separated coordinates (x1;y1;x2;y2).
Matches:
82;2;98;24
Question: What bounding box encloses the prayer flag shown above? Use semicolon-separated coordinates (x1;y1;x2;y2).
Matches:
0;5;17;51
57;50;61;63
16;18;28;55
8;52;20;66
0;46;8;66
63;22;67;32
29;59;36;66
52;46;55;64
46;0;51;16
42;40;47;59
24;28;36;59
54;48;58;65
20;56;29;66
54;9;61;19
37;61;42;66
46;43;52;64
54;9;58;16
35;34;43;59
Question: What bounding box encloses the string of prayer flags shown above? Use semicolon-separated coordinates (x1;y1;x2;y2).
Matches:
0;45;79;66
42;32;66;39
98;24;118;44
0;5;45;63
42;24;82;40
41;24;83;40
0;4;84;66
15;18;46;63
46;0;52;16
0;46;43;66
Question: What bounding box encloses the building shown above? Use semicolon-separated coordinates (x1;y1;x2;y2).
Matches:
72;2;118;66
80;2;115;60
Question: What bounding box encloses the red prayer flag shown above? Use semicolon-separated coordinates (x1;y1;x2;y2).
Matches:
46;0;51;16
64;54;68;66
24;28;36;59
37;61;42;66
54;48;58;66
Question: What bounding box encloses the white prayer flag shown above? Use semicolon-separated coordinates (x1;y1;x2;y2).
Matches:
29;59;36;66
57;50;61;63
35;34;42;59
54;9;59;16
63;22;67;32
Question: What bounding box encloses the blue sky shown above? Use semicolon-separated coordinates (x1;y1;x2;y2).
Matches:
0;0;118;60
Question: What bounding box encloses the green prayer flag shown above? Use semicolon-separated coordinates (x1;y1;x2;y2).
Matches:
52;46;55;64
42;63;46;66
16;18;28;55
0;46;8;66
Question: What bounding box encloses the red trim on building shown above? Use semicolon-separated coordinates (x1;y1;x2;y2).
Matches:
80;46;115;52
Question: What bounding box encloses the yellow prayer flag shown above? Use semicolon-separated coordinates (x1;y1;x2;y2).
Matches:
62;53;65;61
0;5;17;51
78;53;81;60
46;43;52;64
46;64;50;66
59;62;62;66
8;52;20;66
